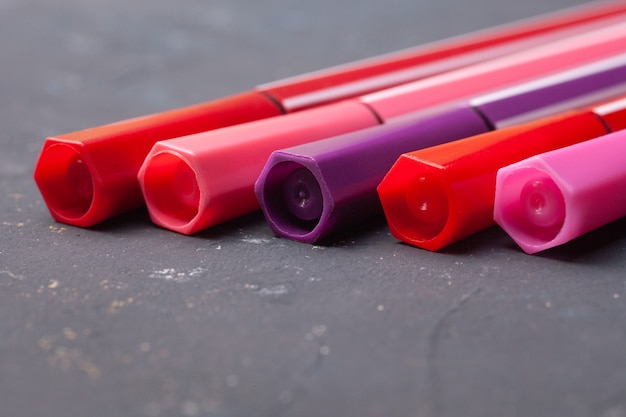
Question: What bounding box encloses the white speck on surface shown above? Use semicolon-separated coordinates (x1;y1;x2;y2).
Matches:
377;305;384;311
149;267;207;283
319;346;330;356
241;237;270;244
545;301;552;308
614;293;620;299
48;225;67;233
312;324;327;337
140;342;151;353
258;285;289;297
244;283;260;290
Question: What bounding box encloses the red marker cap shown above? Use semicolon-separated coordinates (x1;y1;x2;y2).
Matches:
33;92;279;227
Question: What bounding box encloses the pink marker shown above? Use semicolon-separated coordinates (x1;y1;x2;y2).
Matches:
494;111;626;254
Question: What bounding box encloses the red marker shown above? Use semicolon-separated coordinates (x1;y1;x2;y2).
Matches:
33;2;626;227
139;21;626;235
377;97;626;252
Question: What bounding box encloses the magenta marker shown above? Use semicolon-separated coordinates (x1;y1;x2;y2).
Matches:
494;128;626;254
255;54;626;243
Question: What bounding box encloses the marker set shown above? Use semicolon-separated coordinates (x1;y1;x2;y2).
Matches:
33;1;626;254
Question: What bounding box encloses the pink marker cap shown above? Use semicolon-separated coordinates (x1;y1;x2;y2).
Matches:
137;101;379;235
494;128;626;254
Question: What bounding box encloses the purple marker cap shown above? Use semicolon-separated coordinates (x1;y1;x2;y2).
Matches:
255;106;488;243
494;128;626;254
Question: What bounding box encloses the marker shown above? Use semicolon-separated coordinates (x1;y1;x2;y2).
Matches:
33;3;626;228
139;21;626;235
377;97;626;251
494;125;626;254
254;54;626;243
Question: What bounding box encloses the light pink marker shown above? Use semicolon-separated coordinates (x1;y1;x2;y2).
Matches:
494;122;626;254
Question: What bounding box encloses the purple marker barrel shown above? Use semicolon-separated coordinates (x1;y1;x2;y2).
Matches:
255;107;487;242
255;54;626;243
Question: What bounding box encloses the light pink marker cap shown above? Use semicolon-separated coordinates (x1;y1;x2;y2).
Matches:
494;128;626;254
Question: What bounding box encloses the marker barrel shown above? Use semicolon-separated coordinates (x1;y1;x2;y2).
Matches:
33;3;626;227
142;19;626;235
377;111;611;251
364;20;626;121
494;129;626;253
33;92;279;227
255;106;488;243
255;53;626;243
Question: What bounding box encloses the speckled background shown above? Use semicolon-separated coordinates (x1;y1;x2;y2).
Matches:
2;1;626;416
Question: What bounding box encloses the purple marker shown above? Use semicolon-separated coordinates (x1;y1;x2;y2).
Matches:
254;53;626;243
494;124;626;254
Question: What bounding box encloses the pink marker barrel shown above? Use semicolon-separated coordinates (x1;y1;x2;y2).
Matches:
494;128;626;253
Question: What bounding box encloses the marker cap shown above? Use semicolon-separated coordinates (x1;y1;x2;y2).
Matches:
33;91;281;227
255;105;489;243
138;101;380;235
377;111;609;251
494;128;626;253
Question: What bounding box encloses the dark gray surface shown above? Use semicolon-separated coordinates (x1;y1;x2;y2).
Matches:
2;1;626;416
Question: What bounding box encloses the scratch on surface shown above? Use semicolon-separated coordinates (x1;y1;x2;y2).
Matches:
426;287;483;416
0;270;23;280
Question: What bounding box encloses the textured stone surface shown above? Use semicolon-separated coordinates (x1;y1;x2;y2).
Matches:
2;1;625;416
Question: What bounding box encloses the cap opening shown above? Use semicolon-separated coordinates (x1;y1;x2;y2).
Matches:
34;143;94;221
496;167;565;246
141;152;200;228
261;162;324;237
